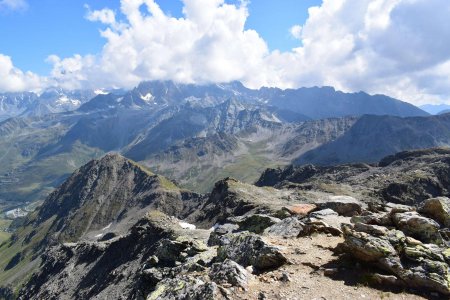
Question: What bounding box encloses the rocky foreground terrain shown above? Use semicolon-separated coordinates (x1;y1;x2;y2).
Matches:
1;148;450;299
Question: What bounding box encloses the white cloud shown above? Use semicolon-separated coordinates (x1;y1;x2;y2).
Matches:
2;0;450;105
0;0;27;11
0;54;42;92
290;25;302;40
84;5;116;25
49;0;268;91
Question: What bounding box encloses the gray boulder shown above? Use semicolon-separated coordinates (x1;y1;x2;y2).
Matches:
316;196;362;217
264;217;305;238
209;259;248;289
342;223;450;295
418;197;450;227
392;212;442;244
146;276;225;300
310;209;338;219
228;214;281;234
208;224;239;246
217;232;287;270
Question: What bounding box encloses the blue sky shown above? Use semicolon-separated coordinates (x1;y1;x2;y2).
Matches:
0;0;320;75
0;0;449;105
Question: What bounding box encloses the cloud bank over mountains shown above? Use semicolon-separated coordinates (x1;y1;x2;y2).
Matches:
1;0;449;105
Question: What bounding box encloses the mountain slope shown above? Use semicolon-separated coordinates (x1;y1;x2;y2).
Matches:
260;86;428;119
0;154;203;292
297;114;450;165
145;117;357;192
124;99;282;161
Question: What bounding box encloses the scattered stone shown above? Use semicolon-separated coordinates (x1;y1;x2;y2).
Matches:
217;232;287;271
323;268;338;276
280;271;291;282
245;266;254;274
301;220;342;237
370;273;400;286
148;255;159;266
258;291;267;300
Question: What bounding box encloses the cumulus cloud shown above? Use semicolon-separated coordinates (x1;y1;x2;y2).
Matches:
0;0;27;11
0;54;42;92
49;0;268;90
2;0;450;105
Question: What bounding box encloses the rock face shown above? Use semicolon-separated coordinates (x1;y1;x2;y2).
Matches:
342;204;450;295
35;153;204;243
217;232;288;271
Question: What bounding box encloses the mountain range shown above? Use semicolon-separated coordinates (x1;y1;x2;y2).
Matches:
0;80;443;207
0;80;450;299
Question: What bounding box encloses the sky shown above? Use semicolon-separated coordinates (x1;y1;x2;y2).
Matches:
0;0;449;105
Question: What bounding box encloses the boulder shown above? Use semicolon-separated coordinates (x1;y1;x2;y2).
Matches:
228;214;281;234
146;276;225;300
208;224;239;246
353;223;390;237
418;197;450;227
392;212;442;244
316;196;362;217
209;259;248;289
342;225;397;261
342;223;450;295
282;204;317;216
309;209;338;219
264;217;305;238
301;220;342;237
384;202;415;214
217;232;287;270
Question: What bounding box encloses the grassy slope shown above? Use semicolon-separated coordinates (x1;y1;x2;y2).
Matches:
148;140;286;193
0;218;12;244
0;213;56;293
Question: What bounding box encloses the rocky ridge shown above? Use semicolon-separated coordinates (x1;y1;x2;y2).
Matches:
1;149;449;299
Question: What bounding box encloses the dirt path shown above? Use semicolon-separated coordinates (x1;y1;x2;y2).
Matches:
234;234;430;300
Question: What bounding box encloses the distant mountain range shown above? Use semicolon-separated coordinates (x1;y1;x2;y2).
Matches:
0;80;437;204
1;81;428;122
0;89;98;121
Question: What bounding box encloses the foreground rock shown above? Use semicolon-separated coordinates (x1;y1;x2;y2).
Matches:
209;259;249;289
342;209;450;295
147;276;225;300
418;197;450;227
217;232;287;271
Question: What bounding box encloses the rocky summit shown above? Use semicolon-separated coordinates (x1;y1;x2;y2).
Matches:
0;148;448;299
